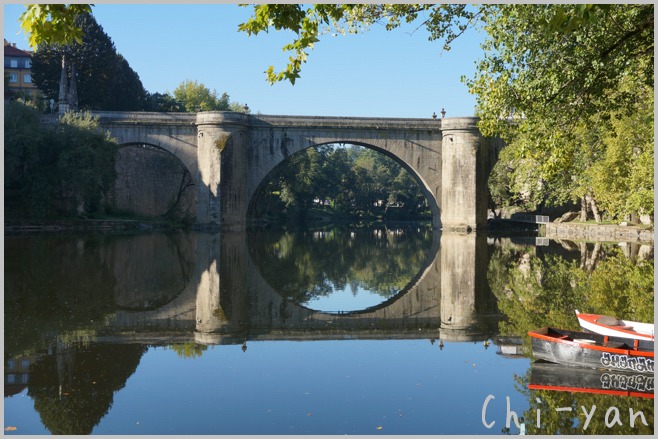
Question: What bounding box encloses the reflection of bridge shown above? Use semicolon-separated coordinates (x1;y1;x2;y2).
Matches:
94;112;496;231
106;230;498;343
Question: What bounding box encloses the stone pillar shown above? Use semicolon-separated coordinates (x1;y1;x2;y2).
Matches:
57;54;70;114
67;62;78;112
440;117;488;231
439;232;488;341
195;112;249;229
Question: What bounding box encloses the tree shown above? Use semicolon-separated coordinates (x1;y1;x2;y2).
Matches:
19;4;92;49
4;101;118;218
240;4;653;220
31;13;148;111
144;91;183;112
172;80;231;112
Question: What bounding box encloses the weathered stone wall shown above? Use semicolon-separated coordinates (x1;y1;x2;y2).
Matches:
243;115;445;229
107;145;196;220
542;223;654;243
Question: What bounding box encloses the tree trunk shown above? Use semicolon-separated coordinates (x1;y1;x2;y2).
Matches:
586;194;601;223
580;196;588;222
630;211;639;224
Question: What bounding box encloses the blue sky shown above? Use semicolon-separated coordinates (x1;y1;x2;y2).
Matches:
3;3;486;118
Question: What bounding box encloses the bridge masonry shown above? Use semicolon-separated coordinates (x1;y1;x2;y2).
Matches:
95;111;492;231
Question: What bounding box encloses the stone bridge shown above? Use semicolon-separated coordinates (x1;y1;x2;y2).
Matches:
95;111;495;231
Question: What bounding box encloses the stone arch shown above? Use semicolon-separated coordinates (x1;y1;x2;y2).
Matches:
107;142;196;220
246;139;441;227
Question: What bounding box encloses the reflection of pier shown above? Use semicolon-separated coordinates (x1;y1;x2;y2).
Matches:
106;230;497;343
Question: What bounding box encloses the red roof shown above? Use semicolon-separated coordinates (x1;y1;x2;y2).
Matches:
4;44;32;58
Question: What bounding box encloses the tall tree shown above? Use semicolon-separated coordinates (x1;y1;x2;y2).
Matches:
239;4;653;220
31;13;148;111
172;80;231;112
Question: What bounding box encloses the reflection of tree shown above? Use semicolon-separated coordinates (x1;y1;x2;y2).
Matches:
4;235;117;357
166;343;208;359
514;370;653;435
28;343;147;435
488;242;655;434
488;243;654;338
4;233;195;357
249;226;433;306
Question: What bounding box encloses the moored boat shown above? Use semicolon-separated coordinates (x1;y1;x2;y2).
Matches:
529;361;654;399
575;310;654;341
528;327;654;374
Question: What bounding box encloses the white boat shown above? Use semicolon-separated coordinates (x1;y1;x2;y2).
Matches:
575;310;654;341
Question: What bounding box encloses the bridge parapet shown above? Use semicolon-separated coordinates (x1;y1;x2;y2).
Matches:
252;114;444;131
93;111;196;126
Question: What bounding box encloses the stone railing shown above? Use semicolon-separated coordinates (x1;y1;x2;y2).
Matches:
542;222;654;243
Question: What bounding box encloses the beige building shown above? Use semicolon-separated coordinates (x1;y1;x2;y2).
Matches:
4;39;39;101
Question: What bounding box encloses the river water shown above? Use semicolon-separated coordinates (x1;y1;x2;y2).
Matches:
3;225;654;435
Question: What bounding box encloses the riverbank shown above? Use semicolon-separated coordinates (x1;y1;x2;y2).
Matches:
4;217;655;244
541;222;654;243
4;218;181;234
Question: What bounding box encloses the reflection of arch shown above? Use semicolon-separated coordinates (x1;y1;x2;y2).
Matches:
245;228;442;325
246;141;439;225
109;142;195;218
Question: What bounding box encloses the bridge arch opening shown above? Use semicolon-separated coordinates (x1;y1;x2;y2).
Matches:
246;141;439;314
107;142;196;222
246;141;438;226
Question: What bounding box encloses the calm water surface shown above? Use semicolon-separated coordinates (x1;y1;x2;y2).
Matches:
4;226;654;435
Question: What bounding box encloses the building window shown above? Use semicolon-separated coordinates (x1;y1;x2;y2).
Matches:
24;59;31;68
8;73;18;83
10;59;18;68
24;74;31;83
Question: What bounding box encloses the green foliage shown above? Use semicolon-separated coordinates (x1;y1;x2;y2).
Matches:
144;91;183;112
239;4;477;84
466;4;653;218
4;101;118;218
172;80;231;112
250;145;430;223
588;80;654;219
31;13;148;111
19;4;93;49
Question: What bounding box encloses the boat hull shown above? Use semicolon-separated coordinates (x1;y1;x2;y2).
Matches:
529;361;654;399
529;327;654;374
576;311;654;341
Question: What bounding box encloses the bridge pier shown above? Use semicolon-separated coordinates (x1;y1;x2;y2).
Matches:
195;112;249;229
440;118;489;232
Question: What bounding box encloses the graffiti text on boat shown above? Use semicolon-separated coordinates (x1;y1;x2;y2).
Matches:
600;352;654;373
601;373;654;392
